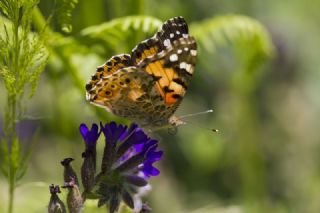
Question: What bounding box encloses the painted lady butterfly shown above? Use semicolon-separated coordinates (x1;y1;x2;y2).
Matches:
86;16;197;130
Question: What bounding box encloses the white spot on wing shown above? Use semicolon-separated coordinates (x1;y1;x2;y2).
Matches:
182;34;188;38
163;39;171;47
176;31;181;35
184;47;189;51
191;49;197;56
170;33;174;38
180;62;194;74
177;49;183;54
86;92;91;101
186;64;193;73
169;54;178;62
180;62;187;69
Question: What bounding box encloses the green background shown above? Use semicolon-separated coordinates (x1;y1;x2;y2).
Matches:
1;0;320;212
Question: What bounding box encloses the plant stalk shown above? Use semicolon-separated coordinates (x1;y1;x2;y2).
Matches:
6;2;22;212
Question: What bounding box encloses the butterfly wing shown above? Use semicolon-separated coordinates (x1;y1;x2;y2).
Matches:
86;54;133;110
86;16;197;128
138;36;197;104
87;65;166;126
131;16;189;64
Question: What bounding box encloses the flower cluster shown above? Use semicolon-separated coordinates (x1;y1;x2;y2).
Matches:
49;122;163;213
95;122;163;212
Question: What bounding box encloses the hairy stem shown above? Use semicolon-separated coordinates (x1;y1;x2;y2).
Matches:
6;3;20;212
5;0;34;210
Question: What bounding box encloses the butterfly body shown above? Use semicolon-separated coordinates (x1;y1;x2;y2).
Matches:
86;17;197;129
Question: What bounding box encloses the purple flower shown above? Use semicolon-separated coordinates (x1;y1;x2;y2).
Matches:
99;122;163;176
122;139;163;177
79;123;100;148
95;122;163;213
55;121;162;213
79;123;100;193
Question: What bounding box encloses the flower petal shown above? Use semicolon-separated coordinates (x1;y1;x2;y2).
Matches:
142;163;160;177
79;124;89;138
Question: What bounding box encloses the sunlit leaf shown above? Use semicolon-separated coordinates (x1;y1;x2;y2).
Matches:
56;0;78;33
78;16;162;53
191;15;275;74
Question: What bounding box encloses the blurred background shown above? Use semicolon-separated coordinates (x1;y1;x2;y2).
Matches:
1;0;320;212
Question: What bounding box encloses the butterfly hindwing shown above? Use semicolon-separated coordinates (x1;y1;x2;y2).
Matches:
87;66;153;109
86;54;133;93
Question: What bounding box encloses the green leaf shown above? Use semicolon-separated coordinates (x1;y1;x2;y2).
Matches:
0;66;16;94
78;16;162;53
191;15;275;74
10;136;20;176
56;0;79;33
16;128;40;181
0;0;10;17
0;139;9;177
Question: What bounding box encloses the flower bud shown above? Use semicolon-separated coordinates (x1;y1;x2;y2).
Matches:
61;158;79;186
48;184;66;213
79;123;99;195
63;179;83;213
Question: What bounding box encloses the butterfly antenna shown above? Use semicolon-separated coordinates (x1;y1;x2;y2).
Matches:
185;121;219;133
177;109;219;133
179;109;213;119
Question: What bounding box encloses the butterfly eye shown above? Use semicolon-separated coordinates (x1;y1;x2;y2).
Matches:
105;90;112;97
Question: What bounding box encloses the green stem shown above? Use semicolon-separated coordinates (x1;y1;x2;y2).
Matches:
2;4;50;213
112;0;122;17
6;72;15;212
8;177;15;213
6;84;17;213
32;6;48;32
137;0;145;14
6;3;20;212
130;0;145;15
232;71;267;212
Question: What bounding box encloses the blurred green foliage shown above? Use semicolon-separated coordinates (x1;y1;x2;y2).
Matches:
1;0;320;213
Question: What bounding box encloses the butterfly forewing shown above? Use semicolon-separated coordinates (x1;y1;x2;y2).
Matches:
138;37;197;106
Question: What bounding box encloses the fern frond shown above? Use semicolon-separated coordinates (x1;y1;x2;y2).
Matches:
191;15;275;73
78;16;162;53
56;0;78;33
0;0;10;17
0;1;49;97
27;47;49;97
0;66;16;93
0;32;8;64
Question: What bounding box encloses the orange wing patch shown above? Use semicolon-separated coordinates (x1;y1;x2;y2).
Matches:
141;47;158;61
131;39;159;64
144;60;185;105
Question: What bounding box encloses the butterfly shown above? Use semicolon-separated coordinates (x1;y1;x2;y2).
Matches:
85;16;197;130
